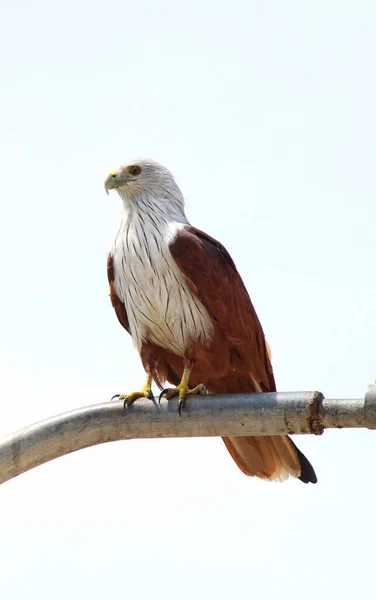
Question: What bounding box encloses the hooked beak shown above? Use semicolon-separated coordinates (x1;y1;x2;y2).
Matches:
104;172;119;195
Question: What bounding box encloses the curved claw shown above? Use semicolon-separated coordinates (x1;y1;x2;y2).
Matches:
178;384;207;416
111;394;120;401
178;400;184;418
158;388;169;405
122;388;155;411
159;387;184;415
123;395;135;410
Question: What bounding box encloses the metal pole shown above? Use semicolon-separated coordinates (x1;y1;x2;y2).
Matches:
0;385;375;485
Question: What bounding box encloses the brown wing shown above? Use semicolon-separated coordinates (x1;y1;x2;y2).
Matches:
169;225;275;392
107;254;130;334
169;226;317;484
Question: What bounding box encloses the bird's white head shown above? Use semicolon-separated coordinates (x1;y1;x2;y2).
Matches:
104;158;188;222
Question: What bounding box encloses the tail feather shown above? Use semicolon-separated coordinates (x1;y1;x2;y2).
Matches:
222;435;264;476
271;436;301;477
223;435;317;484
289;438;318;484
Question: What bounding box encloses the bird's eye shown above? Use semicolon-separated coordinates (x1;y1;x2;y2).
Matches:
128;165;141;176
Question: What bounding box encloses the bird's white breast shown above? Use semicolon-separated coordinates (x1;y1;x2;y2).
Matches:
112;212;213;355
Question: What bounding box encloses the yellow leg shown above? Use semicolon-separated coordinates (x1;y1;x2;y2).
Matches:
115;373;154;408
159;368;206;415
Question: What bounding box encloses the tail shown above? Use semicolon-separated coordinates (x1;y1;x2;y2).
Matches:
222;435;317;484
221;370;317;484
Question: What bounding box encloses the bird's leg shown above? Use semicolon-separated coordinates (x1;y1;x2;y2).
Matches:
159;367;206;415
112;372;154;409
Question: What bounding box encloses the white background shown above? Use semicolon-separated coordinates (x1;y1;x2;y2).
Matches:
1;1;375;598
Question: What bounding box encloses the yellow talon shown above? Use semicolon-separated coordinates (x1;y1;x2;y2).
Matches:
117;373;154;408
159;368;207;414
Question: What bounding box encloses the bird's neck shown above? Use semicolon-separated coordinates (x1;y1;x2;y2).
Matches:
119;192;189;229
114;193;189;257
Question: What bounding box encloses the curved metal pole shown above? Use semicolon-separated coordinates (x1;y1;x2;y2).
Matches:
0;386;375;485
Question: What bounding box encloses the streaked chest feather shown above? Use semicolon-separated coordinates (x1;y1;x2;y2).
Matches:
112;215;213;354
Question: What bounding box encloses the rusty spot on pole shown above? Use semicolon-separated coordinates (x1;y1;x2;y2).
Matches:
307;392;325;435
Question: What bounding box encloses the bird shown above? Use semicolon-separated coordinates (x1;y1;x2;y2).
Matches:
104;158;317;484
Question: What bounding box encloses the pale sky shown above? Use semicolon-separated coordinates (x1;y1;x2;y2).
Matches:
1;1;376;598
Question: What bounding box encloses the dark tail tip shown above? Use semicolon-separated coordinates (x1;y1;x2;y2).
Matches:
290;439;318;484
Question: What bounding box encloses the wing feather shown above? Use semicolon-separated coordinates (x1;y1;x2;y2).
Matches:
107;254;130;333
169;225;275;391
